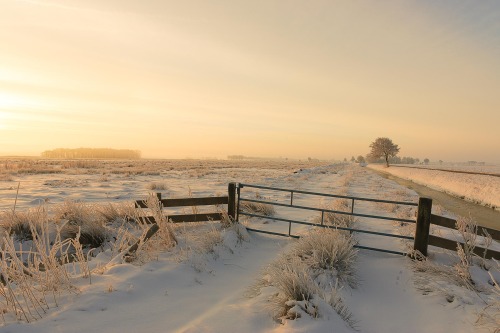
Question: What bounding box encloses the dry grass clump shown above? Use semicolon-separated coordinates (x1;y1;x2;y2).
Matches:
180;223;224;259
252;229;357;327
54;200;96;226
293;229;358;288
476;259;500;331
132;193;177;259
62;223;109;250
455;215;478;263
1;208;45;242
451;215;478;289
43;179;88;188
411;216;480;294
240;193;275;216
146;182;168;191
411;252;475;293
0;194;181;324
216;207;234;227
60;160;100;169
194;226;223;254
240;201;276;216
267;257;321;320
54;201;109;249
411;215;500;328
96;202;137;223
16;167;62;175
0;216;85;323
316;199;356;229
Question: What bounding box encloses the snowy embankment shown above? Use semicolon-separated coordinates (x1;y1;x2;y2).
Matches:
1;163;499;332
368;164;500;210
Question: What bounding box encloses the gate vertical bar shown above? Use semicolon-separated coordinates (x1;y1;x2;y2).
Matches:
414;197;432;257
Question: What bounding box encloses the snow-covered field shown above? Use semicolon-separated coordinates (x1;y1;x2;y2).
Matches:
368;164;500;211
0;159;328;211
1;160;499;332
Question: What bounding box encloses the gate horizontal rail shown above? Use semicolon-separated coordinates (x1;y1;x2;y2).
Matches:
239;183;418;207
240;198;416;224
244;225;408;256
240;212;414;240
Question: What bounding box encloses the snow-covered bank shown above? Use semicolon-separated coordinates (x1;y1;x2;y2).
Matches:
368;164;500;210
1;162;499;332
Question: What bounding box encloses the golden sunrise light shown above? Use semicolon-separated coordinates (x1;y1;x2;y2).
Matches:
1;2;500;331
0;0;499;161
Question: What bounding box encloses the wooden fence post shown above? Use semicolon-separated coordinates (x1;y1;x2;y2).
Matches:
414;197;432;257
228;183;236;222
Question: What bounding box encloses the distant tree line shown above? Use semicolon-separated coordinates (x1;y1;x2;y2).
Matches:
227;155;246;160
348;137;433;166
366;155;424;165
41;148;141;159
227;155;287;160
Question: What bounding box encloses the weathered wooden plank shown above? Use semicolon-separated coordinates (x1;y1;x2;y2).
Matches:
431;214;456;229
168;213;224;223
428;235;500;260
125;223;160;258
136;196;228;209
478;226;500;242
140;213;224;224
431;214;500;241
135;193;162;208
135;200;148;208
161;196;228;207
137;216;156;224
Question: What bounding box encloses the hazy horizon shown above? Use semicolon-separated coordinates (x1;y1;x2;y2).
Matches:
1;1;499;162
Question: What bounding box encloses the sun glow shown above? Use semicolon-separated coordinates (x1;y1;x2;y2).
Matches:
0;92;42;130
0;93;23;129
0;111;10;129
0;92;25;109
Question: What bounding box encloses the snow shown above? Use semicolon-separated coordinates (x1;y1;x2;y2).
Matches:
367;164;500;210
1;161;498;332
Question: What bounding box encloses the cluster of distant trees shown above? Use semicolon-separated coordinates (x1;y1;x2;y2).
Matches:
366;155;428;165
41;148;141;159
347;137;432;167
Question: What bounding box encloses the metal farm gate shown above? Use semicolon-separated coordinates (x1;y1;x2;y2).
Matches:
235;183;418;256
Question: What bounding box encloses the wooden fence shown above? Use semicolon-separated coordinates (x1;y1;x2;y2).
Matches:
414;198;500;260
135;183;236;224
125;183;237;258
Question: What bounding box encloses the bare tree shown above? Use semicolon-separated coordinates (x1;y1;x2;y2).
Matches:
368;137;400;167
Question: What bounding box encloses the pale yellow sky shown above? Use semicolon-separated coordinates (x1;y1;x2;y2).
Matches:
1;0;499;162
